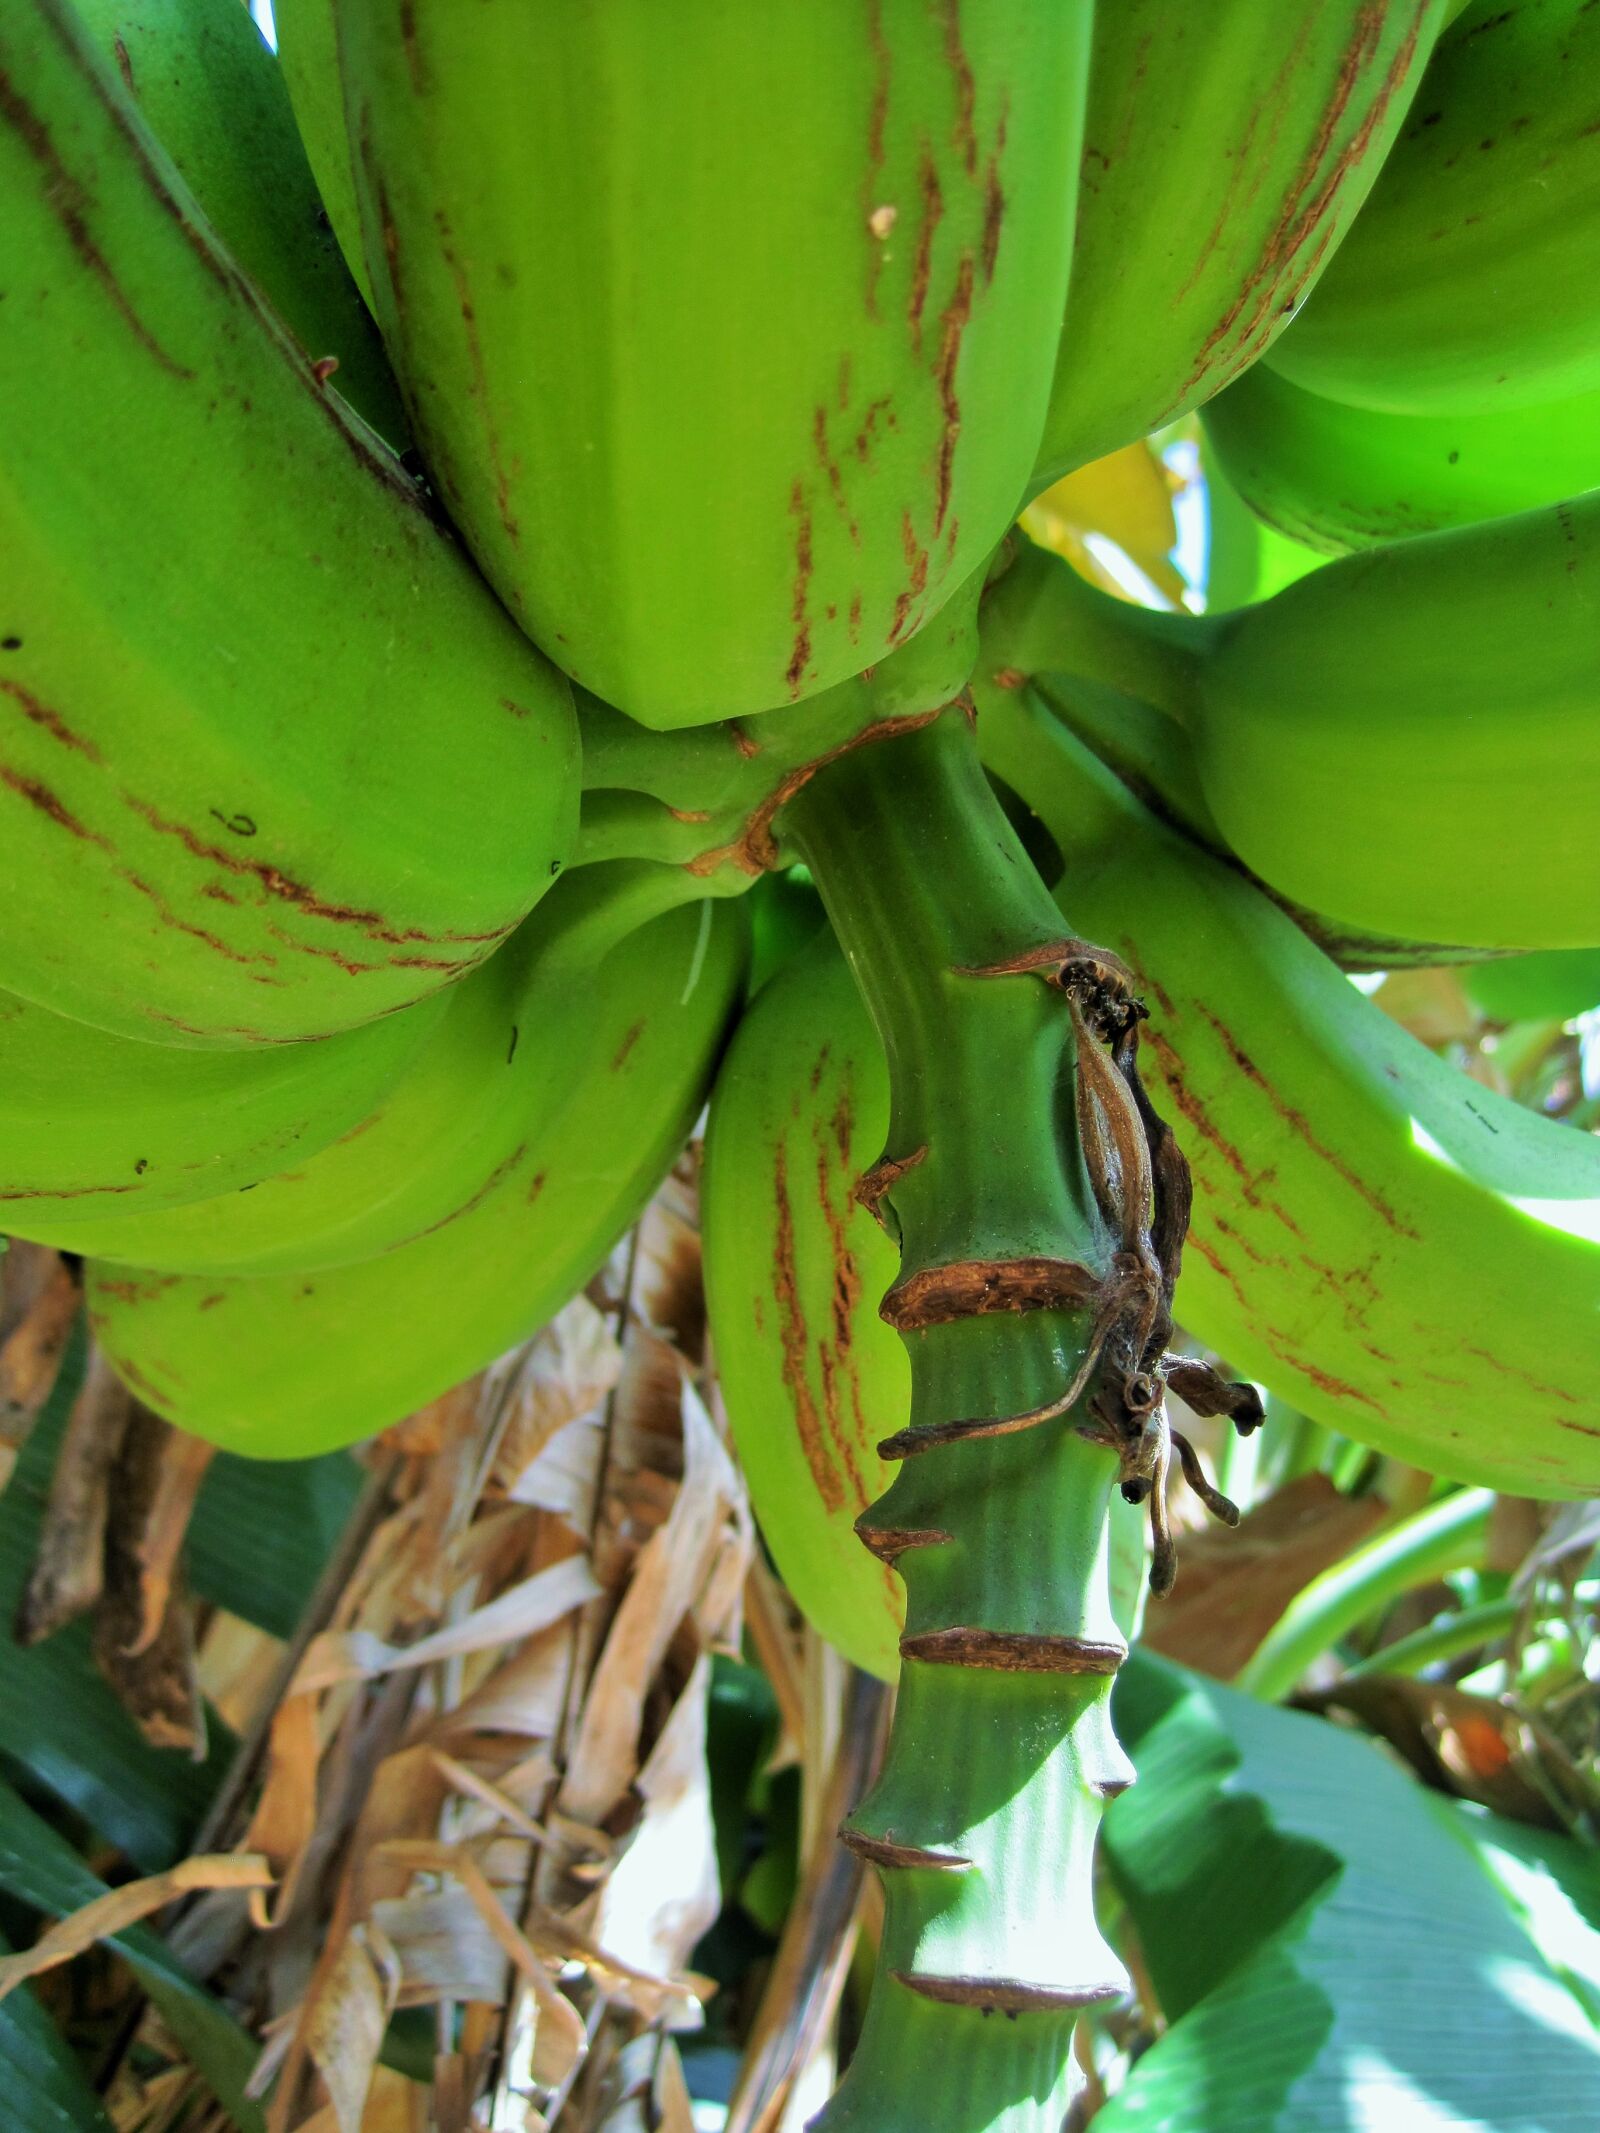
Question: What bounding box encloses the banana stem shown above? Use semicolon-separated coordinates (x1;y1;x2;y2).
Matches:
779;708;1132;2133
978;536;1212;727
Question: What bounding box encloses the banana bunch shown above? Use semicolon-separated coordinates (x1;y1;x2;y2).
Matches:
1033;0;1450;487
1204;360;1600;553
72;0;404;441
1264;0;1600;416
86;884;747;1459
0;0;577;1048
330;0;1090;727
979;517;1600;952
977;684;1600;1499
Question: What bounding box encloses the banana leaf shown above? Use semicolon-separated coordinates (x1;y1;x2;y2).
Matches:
1095;1650;1600;2130
0;1779;263;2131
0;1924;113;2133
187;1440;363;1638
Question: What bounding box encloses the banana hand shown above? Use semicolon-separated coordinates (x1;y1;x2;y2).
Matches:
88;896;748;1458
0;1;576;1047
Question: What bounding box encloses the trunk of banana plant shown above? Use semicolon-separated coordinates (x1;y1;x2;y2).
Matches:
777;706;1178;2131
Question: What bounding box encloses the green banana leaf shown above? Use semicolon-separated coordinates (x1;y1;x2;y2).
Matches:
0;1924;113;2133
187;1441;364;1639
1095;1650;1600;2130
0;1779;264;2132
0;1330;229;1870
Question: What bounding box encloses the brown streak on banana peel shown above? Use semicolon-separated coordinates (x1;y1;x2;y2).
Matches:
854;1517;955;1564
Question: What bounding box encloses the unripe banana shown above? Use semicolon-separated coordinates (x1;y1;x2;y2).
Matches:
272;0;373;310
1188;495;1600;949
1034;0;1449;486
1463;951;1600;1026
976;683;1600;1500
336;0;1090;727
0;978;440;1227
29;864;709;1275
0;0;577;1047
979;515;1600;952
1266;0;1600;414
88;897;747;1459
1204;361;1600;552
701;916;1150;1680
72;0;404;441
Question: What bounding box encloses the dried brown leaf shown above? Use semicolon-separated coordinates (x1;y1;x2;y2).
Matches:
294;1556;600;1694
244;1694;322;1928
0;1855;272;2001
0;1243;81;1469
305;1920;402;2133
14;1343;130;1643
492;1296;623;1501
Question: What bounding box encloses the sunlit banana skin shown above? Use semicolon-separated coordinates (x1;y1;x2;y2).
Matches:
73;0;404;440
0;0;577;1047
1205;353;1600;551
980;515;1600;953
336;0;1089;727
0;979;441;1226
30;864;712;1275
1188;495;1600;950
977;685;1600;1501
88;897;748;1459
703;927;908;1681
1266;0;1600;414
1033;0;1447;486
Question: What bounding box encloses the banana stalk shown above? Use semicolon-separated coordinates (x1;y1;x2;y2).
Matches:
775;709;1245;2132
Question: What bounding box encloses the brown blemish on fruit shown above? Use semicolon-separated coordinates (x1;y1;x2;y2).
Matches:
786;484;814;696
908;150;945;353
813;1120;869;1504
813;406;859;545
728;721;760;761
932;254;974;538
853;395;894;463
980;95;1010;286
772;1140;845;1513
1172;3;1428;413
434;207;521;549
938;0;978;176
854;1516;953;1565
0;69;193;379
610;1020;646;1072
889;511;930;645
863;0;893;314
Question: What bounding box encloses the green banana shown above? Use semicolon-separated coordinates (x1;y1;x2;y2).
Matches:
979;513;1600;951
26;864;709;1275
272;0;374;311
335;0;1090;727
73;0;404;440
87;895;748;1459
702;914;1148;1681
1204;360;1600;551
0;977;441;1227
1202;450;1327;612
1463;950;1600;1027
1033;0;1448;486
975;682;1600;1500
1265;0;1600;414
0;0;577;1048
